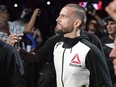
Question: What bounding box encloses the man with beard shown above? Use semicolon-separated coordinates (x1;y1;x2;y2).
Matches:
20;4;112;87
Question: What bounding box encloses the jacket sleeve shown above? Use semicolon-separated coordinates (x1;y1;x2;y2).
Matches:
35;35;60;63
85;46;113;87
6;46;25;87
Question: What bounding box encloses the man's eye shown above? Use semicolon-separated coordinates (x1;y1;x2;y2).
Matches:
110;22;116;25
61;15;65;18
60;16;64;18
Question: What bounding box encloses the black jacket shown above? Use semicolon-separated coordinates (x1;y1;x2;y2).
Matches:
0;41;25;87
36;34;112;87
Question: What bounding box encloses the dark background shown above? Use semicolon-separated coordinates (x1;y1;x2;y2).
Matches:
0;0;112;42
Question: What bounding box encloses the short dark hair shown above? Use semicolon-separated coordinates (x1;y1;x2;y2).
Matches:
0;19;9;30
106;16;115;22
65;4;87;24
0;5;7;13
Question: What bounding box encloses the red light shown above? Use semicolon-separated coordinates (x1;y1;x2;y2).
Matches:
78;1;102;10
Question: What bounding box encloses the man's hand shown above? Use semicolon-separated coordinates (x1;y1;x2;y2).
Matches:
105;0;116;21
33;8;41;17
6;33;20;46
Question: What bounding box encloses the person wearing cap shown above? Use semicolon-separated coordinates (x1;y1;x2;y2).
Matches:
101;16;116;86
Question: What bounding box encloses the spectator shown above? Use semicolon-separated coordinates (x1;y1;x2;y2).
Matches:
106;0;116;77
0;18;25;87
101;17;116;86
85;14;106;38
0;18;19;46
0;4;40;33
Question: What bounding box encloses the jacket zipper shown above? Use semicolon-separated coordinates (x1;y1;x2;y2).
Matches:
61;48;66;87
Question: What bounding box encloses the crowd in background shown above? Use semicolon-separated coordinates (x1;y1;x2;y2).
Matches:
1;0;116;87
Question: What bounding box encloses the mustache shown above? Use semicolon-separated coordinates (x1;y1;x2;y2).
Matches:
56;22;61;25
56;23;63;27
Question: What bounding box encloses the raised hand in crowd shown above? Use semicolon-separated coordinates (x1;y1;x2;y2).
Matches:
23;8;41;33
105;0;116;21
6;33;21;46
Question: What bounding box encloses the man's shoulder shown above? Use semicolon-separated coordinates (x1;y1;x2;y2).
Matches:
101;36;110;42
82;30;99;40
47;34;62;42
0;40;5;48
0;40;16;52
49;34;61;39
81;39;100;51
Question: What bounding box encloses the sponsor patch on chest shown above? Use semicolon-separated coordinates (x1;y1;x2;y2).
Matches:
69;53;82;67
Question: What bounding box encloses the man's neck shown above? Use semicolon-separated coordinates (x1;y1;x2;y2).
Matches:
109;35;115;40
64;29;81;38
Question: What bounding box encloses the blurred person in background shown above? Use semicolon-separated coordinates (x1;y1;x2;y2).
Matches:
0;4;40;33
105;0;116;70
0;37;25;87
85;8;106;38
13;7;43;87
33;28;43;48
0;16;25;87
106;0;116;79
0;17;19;46
101;17;116;86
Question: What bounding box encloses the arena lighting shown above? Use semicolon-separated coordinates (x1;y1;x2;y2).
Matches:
14;4;18;7
47;1;51;5
79;0;102;10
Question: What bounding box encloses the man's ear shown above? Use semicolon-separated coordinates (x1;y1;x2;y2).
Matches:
74;19;83;29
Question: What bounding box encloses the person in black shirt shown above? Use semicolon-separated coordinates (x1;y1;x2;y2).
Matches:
0;16;25;87
0;40;25;87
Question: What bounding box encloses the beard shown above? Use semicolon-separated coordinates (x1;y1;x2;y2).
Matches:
55;23;73;34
